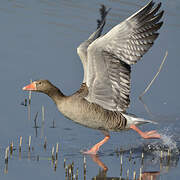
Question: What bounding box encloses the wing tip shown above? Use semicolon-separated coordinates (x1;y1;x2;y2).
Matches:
96;4;111;30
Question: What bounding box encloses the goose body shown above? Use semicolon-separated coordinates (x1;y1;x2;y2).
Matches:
53;84;127;131
23;1;164;154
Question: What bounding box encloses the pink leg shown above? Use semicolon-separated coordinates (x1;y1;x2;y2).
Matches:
83;136;110;155
130;124;161;139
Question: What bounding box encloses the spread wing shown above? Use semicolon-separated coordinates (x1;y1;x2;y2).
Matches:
85;1;164;112
77;5;110;83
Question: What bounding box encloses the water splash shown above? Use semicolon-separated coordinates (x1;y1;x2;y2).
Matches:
161;134;177;151
143;127;179;157
160;127;178;152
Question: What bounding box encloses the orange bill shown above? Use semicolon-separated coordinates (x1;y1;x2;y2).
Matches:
22;82;36;91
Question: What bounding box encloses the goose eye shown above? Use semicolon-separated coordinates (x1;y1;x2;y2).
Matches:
39;82;42;85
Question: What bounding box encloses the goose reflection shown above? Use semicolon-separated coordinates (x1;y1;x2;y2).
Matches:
89;144;179;180
90;154;160;180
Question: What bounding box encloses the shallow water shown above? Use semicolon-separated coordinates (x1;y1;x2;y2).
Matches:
0;0;180;179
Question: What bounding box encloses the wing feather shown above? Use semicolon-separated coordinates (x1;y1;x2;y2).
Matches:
85;1;164;112
77;5;110;83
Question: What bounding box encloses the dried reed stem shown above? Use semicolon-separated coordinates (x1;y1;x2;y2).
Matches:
139;51;168;99
52;146;55;161
64;158;66;168
54;160;57;171
83;156;86;180
19;136;22;152
129;150;132;161
34;112;38;127
133;171;136;180
127;169;129;180
41;106;45;138
28;136;31;151
42;105;45;122
10;141;13;154
71;161;74;177
139;168;142;180
76;168;78;180
28;79;32;120
5;146;9;163
55;143;59;160
120;154;123;176
28;79;32;104
65;166;68;180
141;152;144;165
44;136;47;150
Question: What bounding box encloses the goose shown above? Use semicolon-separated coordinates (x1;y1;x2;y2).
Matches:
23;1;164;154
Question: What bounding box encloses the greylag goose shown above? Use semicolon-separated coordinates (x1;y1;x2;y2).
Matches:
23;1;164;154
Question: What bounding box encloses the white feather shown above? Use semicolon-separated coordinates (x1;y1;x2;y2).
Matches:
122;113;158;128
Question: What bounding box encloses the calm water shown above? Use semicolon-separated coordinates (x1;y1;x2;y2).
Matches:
0;0;180;179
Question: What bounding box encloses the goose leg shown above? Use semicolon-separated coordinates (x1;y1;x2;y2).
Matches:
130;124;161;139
83;135;110;155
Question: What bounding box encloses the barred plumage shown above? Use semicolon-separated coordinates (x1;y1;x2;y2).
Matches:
86;1;164;112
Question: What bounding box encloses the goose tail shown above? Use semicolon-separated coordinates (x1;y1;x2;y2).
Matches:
122;113;157;128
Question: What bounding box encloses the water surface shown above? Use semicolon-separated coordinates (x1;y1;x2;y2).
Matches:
0;0;179;179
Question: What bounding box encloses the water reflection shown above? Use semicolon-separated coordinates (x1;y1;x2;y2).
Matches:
1;134;180;179
92;171;160;180
90;144;179;180
90;154;108;171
